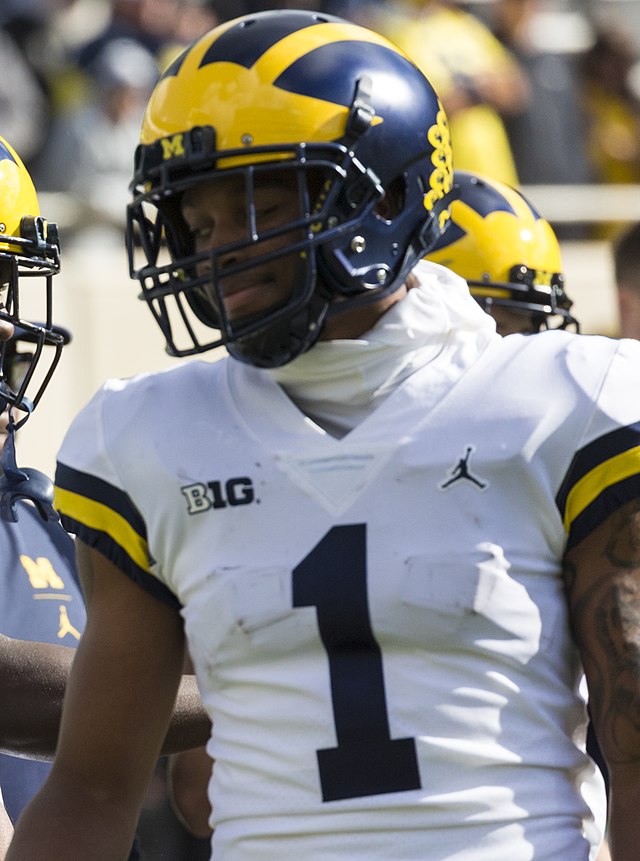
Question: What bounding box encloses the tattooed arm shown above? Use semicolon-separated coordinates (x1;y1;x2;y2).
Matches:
563;498;640;861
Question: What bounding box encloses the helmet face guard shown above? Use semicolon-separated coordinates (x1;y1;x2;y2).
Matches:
0;134;69;525
470;266;579;333
0;139;66;422
128;134;387;367
427;170;579;335
127;11;455;367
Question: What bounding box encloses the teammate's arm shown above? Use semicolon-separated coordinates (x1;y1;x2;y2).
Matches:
167;650;214;838
563;498;640;861
163;674;211;755
0;635;74;759
6;540;186;860
168;745;214;838
0;635;210;760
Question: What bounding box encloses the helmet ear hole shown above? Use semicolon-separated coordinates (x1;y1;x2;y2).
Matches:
374;175;406;222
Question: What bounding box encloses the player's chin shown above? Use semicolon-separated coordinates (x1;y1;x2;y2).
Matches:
224;283;292;323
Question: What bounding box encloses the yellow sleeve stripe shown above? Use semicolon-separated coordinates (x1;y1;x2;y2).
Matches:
563;444;640;533
54;486;150;573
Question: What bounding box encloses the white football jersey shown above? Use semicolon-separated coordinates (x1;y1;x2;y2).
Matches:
54;275;640;861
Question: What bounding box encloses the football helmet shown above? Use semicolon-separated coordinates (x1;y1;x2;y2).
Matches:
427;170;579;334
0;135;66;420
127;9;455;367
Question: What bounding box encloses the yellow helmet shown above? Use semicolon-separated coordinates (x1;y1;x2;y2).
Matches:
127;9;454;367
427;170;578;333
0;135;66;419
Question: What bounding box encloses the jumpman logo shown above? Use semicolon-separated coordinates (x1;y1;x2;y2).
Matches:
439;445;488;491
57;605;81;641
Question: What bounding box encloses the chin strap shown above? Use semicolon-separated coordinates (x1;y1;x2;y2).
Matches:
0;413;59;523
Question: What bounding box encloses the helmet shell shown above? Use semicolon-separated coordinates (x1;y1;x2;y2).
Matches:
140;12;451;201
0;135;65;418
427;170;578;332
0;136;40;255
428;170;562;286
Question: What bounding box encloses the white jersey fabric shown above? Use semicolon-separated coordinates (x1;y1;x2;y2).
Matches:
54;262;640;860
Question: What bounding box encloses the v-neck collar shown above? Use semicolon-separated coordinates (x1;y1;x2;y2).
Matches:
224;263;496;454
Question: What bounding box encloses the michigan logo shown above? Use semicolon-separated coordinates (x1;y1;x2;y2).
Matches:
161;133;185;160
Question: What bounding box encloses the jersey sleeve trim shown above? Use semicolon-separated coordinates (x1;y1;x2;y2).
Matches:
55;461;147;535
556;424;640;551
55;463;148;570
54;462;181;611
61;515;180;610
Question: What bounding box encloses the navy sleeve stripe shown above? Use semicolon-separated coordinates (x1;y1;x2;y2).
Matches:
556;422;640;513
565;473;640;552
55;462;147;540
62;516;181;611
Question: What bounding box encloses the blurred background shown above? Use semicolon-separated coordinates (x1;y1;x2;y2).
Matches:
4;1;640;854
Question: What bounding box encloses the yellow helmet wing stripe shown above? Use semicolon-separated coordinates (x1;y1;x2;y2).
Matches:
143;20;392;148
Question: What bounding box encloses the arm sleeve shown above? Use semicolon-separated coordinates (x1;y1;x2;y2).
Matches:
54;383;180;610
556;338;640;552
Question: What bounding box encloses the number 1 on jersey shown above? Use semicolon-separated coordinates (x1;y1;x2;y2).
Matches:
293;523;421;802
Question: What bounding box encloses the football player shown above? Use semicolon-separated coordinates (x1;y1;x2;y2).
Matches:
0;134;210;857
8;10;640;861
428;169;579;335
0;133;70;858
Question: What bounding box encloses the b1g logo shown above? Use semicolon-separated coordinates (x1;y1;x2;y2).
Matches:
181;477;256;514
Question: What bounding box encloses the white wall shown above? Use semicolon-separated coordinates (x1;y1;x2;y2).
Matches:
561;239;620;337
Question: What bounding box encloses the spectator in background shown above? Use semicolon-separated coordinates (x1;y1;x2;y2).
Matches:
381;0;527;186
581;26;640;187
75;0;179;68
75;0;218;70
320;0;383;24
32;1;219;241
0;6;52;170
491;0;594;192
38;37;159;239
613;221;640;339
